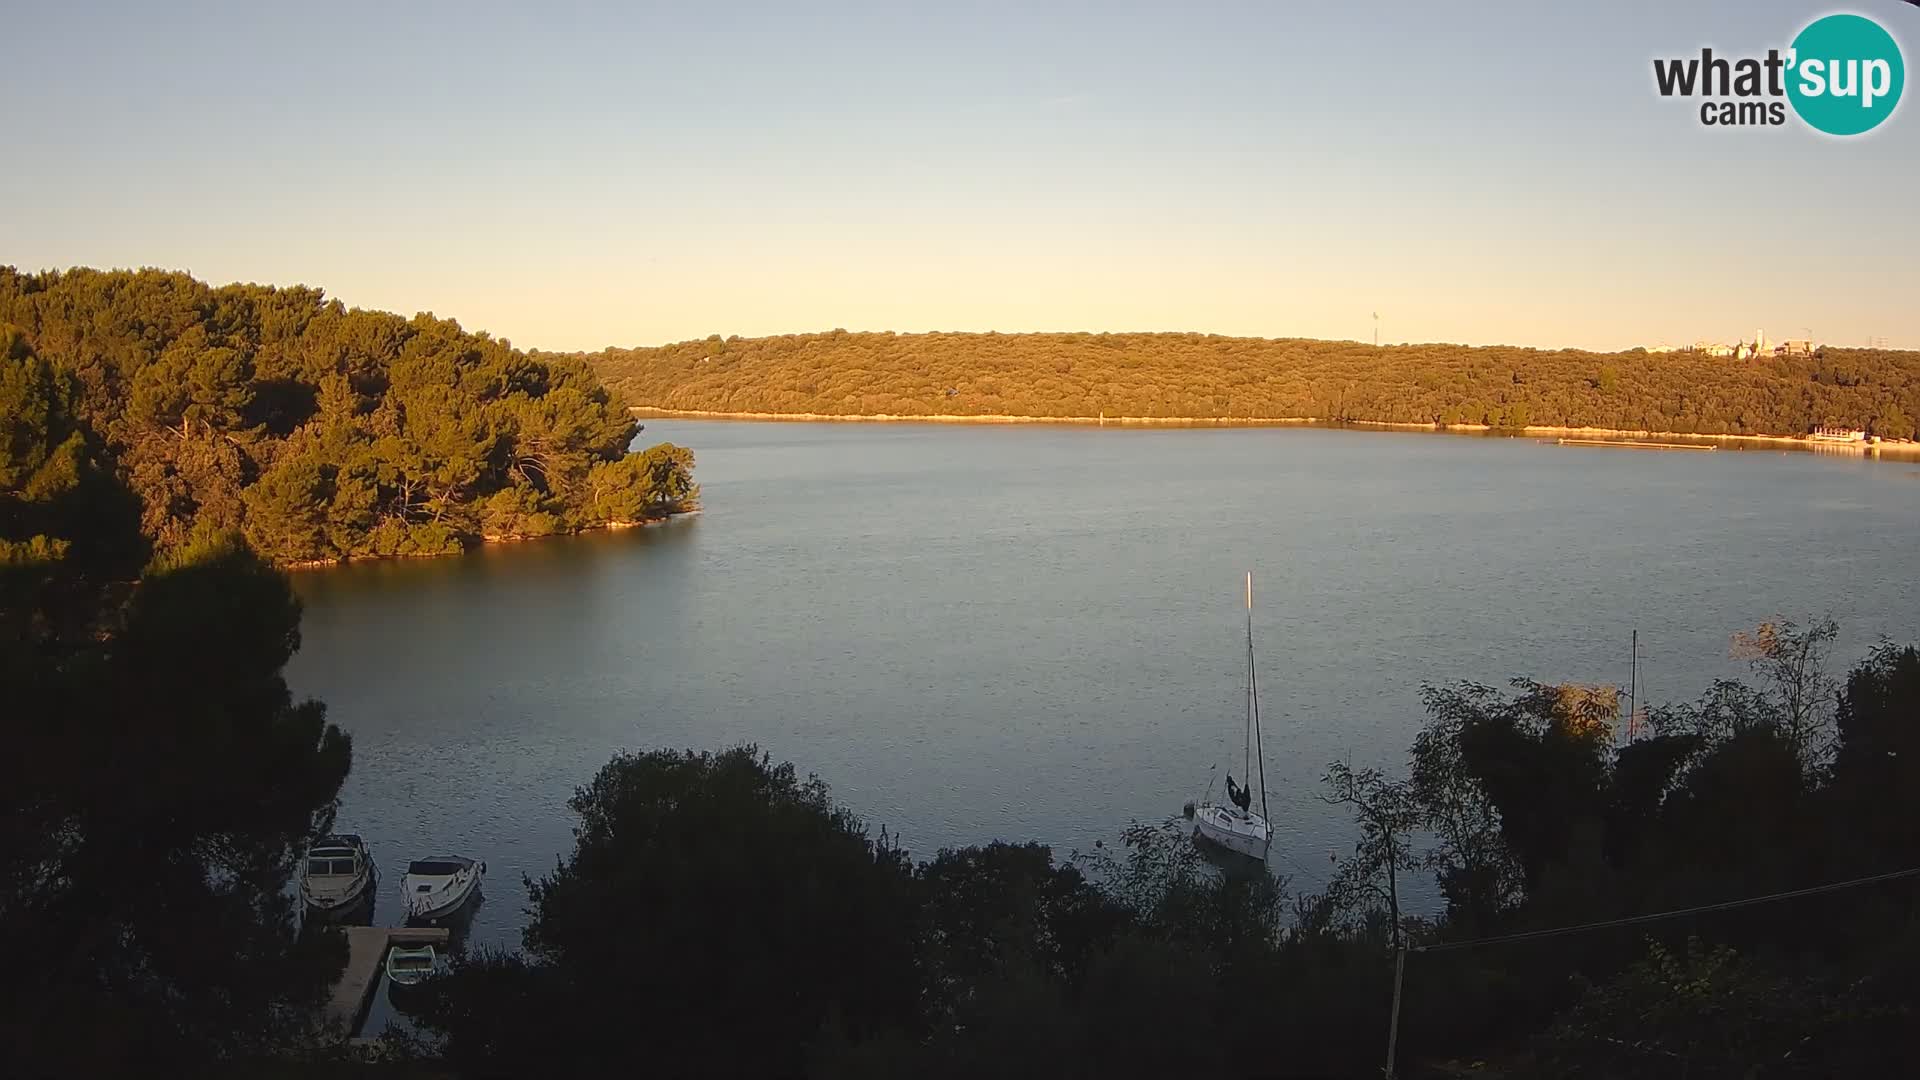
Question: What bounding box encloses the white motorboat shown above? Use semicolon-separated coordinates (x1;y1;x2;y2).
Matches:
1191;573;1275;861
300;834;376;913
401;855;485;922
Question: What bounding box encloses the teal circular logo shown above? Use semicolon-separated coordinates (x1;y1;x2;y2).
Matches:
1787;14;1904;135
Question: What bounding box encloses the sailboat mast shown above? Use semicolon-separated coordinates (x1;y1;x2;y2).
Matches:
1247;572;1269;822
1628;628;1638;742
1244;574;1253;782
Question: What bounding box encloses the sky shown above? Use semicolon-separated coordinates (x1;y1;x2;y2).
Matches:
5;0;1917;352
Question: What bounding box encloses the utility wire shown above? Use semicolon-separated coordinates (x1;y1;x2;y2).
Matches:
1410;865;1920;954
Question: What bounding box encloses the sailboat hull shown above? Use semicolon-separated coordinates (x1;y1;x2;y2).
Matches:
1193;805;1272;860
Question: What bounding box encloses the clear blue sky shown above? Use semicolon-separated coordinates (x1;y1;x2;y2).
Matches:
5;1;1916;351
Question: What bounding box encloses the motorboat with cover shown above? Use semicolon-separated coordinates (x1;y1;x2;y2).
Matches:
401;855;485;921
300;834;375;913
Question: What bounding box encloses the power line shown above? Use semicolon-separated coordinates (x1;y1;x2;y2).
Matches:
1410;865;1920;954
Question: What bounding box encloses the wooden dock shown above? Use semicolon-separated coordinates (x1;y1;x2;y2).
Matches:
1557;437;1717;451
324;926;450;1036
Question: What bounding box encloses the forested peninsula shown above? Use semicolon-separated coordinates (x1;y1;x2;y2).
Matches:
1;268;695;567
580;331;1920;440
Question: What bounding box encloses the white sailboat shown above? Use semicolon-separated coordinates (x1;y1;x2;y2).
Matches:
1192;572;1273;860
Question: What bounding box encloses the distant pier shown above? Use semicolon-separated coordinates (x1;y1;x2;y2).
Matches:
324;925;450;1037
1556;437;1717;452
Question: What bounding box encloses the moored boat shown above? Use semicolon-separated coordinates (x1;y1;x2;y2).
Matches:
401;855;485;922
385;944;446;987
1190;573;1274;861
300;834;376;914
1193;800;1273;860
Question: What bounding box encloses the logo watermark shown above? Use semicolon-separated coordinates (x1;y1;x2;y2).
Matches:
1653;12;1904;135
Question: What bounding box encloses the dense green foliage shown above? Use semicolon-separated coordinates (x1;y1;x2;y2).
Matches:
407;622;1920;1079
1379;622;1920;1075
1;267;697;565
418;748;921;1077
582;330;1920;438
2;382;353;1071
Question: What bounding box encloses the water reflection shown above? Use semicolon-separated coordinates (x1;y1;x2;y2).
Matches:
304;888;376;929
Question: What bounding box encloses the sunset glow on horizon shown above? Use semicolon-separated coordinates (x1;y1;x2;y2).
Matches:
6;0;1917;353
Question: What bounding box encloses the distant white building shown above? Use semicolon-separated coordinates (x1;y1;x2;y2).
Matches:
1812;426;1866;443
1670;330;1819;360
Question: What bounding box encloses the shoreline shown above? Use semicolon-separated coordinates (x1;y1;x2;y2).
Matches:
629;407;1920;458
281;510;698;571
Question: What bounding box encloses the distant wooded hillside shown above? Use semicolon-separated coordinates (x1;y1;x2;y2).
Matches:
576;331;1920;439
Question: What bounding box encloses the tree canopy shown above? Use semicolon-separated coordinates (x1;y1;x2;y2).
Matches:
0;267;697;565
417;747;923;1078
581;330;1920;439
2;370;353;1071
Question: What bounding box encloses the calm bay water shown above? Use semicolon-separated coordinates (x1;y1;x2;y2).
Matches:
287;422;1920;954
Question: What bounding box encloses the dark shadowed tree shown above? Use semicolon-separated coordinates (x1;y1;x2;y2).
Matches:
912;841;1127;1009
1830;644;1920;870
1410;685;1527;935
1537;937;1902;1078
1322;759;1421;945
2;369;352;1075
819;823;1283;1080
1413;681;1615;902
420;746;920;1078
0;329;146;628
1729;617;1841;765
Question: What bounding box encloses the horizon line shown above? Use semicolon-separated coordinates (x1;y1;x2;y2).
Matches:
9;262;1911;357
